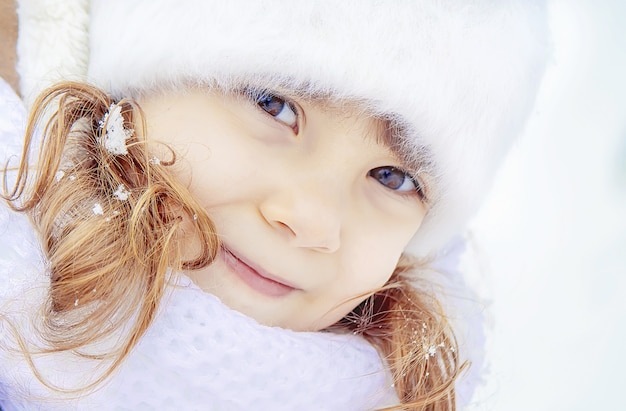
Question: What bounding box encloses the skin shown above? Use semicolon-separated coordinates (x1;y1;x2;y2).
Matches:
0;0;19;94
140;88;427;331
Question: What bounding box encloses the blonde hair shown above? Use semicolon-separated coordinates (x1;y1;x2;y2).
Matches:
3;82;464;409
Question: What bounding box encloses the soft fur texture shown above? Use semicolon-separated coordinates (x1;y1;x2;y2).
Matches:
16;0;89;106
86;0;549;256
16;0;549;257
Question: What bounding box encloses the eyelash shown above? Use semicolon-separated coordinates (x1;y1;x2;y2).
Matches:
244;88;300;133
368;166;426;200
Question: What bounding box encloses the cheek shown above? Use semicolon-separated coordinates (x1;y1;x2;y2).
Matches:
362;186;428;251
332;215;422;297
314;254;399;330
336;230;407;297
172;137;262;209
316;229;411;329
350;246;400;289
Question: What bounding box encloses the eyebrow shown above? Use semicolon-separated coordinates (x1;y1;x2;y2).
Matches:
375;119;434;175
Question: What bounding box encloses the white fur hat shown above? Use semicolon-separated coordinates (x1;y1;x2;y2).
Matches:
18;0;549;257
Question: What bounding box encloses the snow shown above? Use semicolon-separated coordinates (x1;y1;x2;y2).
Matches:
100;104;133;155
113;184;130;201
467;1;626;409
92;203;104;215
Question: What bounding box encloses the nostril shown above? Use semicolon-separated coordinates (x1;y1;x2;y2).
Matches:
271;216;340;253
276;220;297;237
259;192;341;253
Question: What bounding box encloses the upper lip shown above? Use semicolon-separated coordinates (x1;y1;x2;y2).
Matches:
221;244;301;290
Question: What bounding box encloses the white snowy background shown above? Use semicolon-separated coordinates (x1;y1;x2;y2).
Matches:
467;0;626;410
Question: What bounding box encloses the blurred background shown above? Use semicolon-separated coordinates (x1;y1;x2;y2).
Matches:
468;0;626;409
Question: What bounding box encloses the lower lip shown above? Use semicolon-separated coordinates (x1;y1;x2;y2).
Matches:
221;248;295;298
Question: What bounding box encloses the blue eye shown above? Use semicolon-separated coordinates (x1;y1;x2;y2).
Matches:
251;91;299;131
369;166;423;197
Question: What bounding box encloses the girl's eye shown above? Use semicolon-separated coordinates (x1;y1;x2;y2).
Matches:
252;91;299;131
369;166;424;197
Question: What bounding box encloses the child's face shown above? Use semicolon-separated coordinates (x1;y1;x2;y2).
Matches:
140;88;427;331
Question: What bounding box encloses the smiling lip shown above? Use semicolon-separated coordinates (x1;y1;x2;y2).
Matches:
221;246;297;298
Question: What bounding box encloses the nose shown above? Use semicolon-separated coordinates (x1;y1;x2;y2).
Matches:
259;184;342;253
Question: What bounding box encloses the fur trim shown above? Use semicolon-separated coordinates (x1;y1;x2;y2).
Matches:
86;0;549;256
17;0;549;257
16;0;90;106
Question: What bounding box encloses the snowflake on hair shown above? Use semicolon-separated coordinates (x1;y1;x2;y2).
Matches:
113;184;130;201
99;103;134;155
92;203;104;215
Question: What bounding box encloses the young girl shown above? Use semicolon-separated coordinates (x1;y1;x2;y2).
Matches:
0;1;548;409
